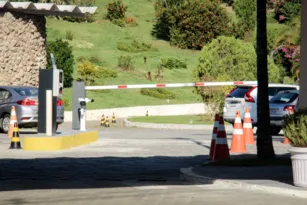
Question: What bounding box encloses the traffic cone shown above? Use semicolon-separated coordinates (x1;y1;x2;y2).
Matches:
112;113;116;123
8;106;18;138
283;108;293;144
283;137;290;144
105;116;110;128
100;114;105;126
213;116;230;161
243;107;255;144
209;114;219;160
9;122;22;149
230;111;247;153
146;111;148;117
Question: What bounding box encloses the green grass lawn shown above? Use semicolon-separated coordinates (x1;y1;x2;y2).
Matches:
46;0;203;110
128;115;229;125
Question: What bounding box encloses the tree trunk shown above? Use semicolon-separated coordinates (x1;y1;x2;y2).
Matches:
256;0;275;159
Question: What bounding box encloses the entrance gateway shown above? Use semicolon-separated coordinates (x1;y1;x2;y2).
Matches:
72;81;259;131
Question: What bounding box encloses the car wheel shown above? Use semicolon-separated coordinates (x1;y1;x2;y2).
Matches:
270;127;281;135
1;114;11;134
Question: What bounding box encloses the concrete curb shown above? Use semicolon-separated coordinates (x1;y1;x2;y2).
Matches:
180;167;307;199
123;119;234;130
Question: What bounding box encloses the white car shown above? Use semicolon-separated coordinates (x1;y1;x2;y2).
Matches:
223;83;299;132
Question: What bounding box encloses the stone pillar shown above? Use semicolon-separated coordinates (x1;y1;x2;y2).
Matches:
0;12;47;87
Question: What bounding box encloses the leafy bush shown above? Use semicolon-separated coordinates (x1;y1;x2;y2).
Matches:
112;19;126;27
283;109;307;147
88;56;102;65
117;40;157;52
193;36;281;113
124;17;138;27
161;57;187;69
222;0;234;6
66;30;74;41
153;0;230;50
47;39;74;87
273;0;301;23
253;23;290;53
106;0;127;20
234;0;256;31
140;88;176;99
76;60;99;85
99;67;118;78
118;55;134;71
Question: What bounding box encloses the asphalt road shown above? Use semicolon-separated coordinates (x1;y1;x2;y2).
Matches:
0;123;295;205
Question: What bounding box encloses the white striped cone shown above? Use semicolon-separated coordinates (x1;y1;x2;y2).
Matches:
8;106;18;138
243;107;255;144
213;116;230;161
230;111;246;153
209;114;219;159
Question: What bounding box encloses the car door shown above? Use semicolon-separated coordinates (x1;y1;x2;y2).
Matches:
0;88;13;116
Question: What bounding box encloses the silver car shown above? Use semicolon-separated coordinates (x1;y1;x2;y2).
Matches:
0;86;64;133
269;90;299;135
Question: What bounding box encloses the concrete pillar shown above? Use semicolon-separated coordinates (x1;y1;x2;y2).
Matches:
299;1;307;109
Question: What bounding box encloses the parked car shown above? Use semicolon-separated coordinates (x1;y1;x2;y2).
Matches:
223;84;299;128
0;86;64;133
269;90;299;135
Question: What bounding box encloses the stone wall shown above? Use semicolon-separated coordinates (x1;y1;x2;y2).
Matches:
0;12;47;86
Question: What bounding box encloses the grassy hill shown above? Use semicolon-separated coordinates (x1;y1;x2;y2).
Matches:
46;0;204;110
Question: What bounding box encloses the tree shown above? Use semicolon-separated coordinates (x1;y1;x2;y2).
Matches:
193;36;281;115
47;39;74;88
256;0;275;159
234;0;256;31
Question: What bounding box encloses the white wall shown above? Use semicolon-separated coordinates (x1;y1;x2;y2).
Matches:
64;103;208;122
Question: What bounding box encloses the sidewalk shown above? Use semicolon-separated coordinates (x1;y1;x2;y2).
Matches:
180;163;307;198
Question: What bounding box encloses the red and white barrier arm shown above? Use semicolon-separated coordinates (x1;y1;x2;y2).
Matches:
85;81;258;90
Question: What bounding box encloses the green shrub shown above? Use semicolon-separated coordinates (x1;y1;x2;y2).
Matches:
47;39;74;87
112;19;126;27
99;67;118;78
88;56;102;65
253;23;290;53
193;36;282;113
233;0;256;31
140;88;176;99
77;60;99;85
283;108;307;147
63;98;71;109
153;0;230;50
106;0;127;20
161;57;187;69
124;17;138;27
66;30;74;41
117;40;157;52
223;0;234;6
118;55;134;71
274;0;301;23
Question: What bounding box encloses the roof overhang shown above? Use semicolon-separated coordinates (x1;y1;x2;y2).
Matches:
0;1;97;17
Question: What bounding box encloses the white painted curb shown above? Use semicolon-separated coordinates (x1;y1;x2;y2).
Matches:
180;167;307;199
124;119;234;131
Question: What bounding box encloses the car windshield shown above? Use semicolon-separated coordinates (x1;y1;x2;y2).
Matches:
227;86;251;98
269;92;298;104
13;87;38;97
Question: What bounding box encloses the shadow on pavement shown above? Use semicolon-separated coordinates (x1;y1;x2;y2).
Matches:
0;155;211;192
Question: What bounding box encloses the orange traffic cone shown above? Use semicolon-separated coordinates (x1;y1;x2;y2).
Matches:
283;137;290;144
209;114;219;160
230;111;247;153
283;108;293;144
243;107;255;144
8;106;18;138
213;116;230;161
